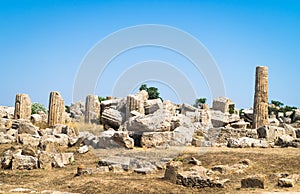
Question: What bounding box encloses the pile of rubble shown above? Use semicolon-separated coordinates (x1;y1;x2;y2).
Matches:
98;90;198;148
0;120;78;170
1;88;300;173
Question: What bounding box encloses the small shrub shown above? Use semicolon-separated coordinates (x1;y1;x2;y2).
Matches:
229;107;235;114
98;96;107;102
239;109;244;116
139;84;162;100
31;103;47;114
173;157;184;162
271;100;284;107
194;98;207;107
69;157;75;165
139;84;148;91
65;105;70;113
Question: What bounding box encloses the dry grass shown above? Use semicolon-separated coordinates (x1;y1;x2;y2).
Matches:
0;144;299;194
70;122;104;135
180;147;300;193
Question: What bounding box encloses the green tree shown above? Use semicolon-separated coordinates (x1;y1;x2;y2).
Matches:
98;96;107;102
229;106;235;114
268;100;297;115
65;105;70;113
271;100;284;107
194;98;207;107
239;109;244;116
283;105;297;112
139;84;148;91
139;84;161;100
31;103;47;114
147;87;160;99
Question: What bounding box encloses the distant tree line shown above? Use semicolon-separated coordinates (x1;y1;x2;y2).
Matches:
269;100;297;115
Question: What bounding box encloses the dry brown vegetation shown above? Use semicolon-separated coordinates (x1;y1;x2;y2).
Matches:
71;122;104;135
0;144;299;194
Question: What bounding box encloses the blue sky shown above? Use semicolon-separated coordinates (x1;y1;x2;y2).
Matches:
0;0;299;108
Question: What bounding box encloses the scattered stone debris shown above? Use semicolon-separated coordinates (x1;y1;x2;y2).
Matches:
76;164;93;176
98;156;131;171
112;131;134;149
211;159;250;175
164;160;229;188
188;157;201;166
96;155;158;174
227;137;269;148
96;166;110;173
164;161;183;184
241;174;265;189
134;167;154;175
78;145;89;154
275;134;300;148
278;174;299;188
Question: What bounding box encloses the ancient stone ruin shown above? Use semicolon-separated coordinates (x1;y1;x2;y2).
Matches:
212;96;235;114
48;91;65;127
253;66;269;129
0;66;299;192
125;90;148;120
84;95;100;124
14;94;31;120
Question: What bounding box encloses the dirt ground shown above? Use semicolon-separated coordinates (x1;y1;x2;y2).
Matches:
0;144;299;194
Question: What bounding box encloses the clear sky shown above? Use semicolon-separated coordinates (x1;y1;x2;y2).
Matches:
0;0;299;109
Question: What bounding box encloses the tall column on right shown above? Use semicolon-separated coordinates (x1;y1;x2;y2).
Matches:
253;66;269;129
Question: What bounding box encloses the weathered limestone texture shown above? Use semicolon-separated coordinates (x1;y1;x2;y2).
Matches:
125;90;148;120
212;97;235;113
253;66;269;129
14;94;31;120
48;91;65;127
84;95;100;124
101;108;123;130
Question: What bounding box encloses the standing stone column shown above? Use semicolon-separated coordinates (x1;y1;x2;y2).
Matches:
253;66;269;129
14;94;32;119
125;90;148;120
48;91;65;127
84;95;100;124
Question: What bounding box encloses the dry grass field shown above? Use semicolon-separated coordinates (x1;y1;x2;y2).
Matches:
0;144;299;194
